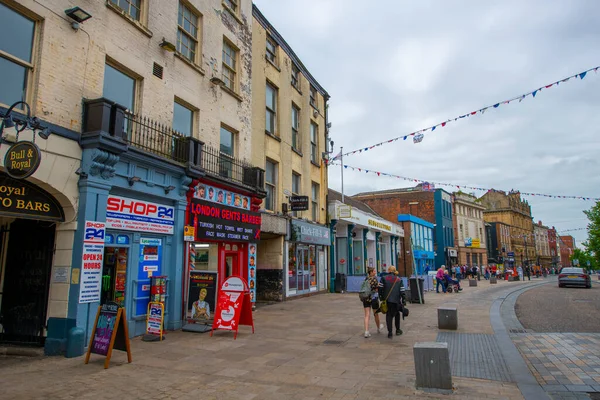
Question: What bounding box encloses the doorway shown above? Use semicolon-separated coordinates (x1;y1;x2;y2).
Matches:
296;245;310;293
0;219;55;345
224;253;239;279
101;247;129;307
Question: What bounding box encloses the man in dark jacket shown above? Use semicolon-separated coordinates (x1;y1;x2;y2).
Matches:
381;266;405;338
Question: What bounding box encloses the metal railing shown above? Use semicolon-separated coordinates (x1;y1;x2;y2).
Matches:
201;144;262;189
124;111;187;163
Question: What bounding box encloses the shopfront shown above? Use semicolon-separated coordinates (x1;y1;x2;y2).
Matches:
184;179;262;325
287;219;329;297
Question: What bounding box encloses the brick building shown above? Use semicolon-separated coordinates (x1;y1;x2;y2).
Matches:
353;185;455;269
559;235;576;268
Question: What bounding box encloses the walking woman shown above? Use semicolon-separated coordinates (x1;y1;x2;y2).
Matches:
362;267;384;338
381;266;405;338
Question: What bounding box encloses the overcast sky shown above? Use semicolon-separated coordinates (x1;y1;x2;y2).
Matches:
254;0;600;247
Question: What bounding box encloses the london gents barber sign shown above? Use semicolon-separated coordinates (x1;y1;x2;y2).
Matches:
189;198;261;242
4;141;41;179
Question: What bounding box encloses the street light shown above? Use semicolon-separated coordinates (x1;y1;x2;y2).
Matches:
0;101;51;145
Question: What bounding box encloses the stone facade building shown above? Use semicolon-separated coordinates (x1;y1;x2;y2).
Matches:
479;190;535;267
452;192;487;267
533;221;551;268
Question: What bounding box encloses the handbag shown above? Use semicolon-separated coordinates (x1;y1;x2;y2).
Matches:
379;277;398;314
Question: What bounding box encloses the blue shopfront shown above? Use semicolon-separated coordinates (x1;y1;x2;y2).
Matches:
66;99;203;344
398;214;435;275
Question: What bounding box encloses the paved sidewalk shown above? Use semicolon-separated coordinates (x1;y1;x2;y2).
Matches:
0;278;548;399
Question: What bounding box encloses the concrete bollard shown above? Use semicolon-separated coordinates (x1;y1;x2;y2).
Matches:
414;342;453;391
469;279;477;287
490;276;497;284
437;306;458;330
508;275;514;282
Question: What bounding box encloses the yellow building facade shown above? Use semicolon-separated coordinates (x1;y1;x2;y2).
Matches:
251;5;330;300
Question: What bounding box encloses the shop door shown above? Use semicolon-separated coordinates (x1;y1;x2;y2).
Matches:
296;246;310;293
0;219;55;345
225;253;239;279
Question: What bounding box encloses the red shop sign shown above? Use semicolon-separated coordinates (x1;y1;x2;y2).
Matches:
210;276;254;339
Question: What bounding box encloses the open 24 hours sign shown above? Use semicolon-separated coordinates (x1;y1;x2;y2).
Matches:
106;195;174;235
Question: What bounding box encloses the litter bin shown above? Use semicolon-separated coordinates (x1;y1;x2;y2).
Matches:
334;273;347;293
409;277;425;304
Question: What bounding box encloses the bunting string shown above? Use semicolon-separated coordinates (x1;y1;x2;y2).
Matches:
334;65;600;160
331;163;600;201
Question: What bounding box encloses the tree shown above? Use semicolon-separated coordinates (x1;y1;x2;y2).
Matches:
583;200;600;268
570;248;597;270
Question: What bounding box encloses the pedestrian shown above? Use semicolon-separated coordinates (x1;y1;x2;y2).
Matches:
517;265;524;281
454;265;461;282
484;266;490;280
361;267;384;338
443;270;463;291
471;265;477;280
436;267;447;293
525;265;531;281
381;266;405;338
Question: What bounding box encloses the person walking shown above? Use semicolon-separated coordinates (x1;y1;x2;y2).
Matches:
525;265;531;281
381;266;405;338
436;267;447;293
454;265;461;282
517;265;524;281
361;267;384;338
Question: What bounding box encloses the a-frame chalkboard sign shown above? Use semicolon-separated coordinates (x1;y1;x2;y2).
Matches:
84;302;132;369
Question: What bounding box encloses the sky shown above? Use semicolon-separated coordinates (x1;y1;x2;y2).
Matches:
253;0;600;247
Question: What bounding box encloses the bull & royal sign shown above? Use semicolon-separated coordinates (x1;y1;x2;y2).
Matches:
4;141;41;179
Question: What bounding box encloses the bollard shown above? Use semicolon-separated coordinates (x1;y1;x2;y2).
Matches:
490;276;497;284
508;275;514;282
66;327;85;358
414;342;453;391
469;279;477;287
437;306;457;330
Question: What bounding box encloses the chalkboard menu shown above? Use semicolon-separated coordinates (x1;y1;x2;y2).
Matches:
85;302;132;369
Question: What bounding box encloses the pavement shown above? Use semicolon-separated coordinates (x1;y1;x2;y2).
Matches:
0;275;598;400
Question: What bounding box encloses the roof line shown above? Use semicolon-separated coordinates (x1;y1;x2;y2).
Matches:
252;4;330;100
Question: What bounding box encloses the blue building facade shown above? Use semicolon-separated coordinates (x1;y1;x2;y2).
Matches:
398;215;434;275
434;189;455;268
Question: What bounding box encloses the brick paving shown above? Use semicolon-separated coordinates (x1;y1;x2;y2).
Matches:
0;278;555;400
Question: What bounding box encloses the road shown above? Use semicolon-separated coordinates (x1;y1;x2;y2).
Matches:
515;278;600;332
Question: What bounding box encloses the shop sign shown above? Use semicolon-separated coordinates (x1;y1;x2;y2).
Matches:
4;141;41;179
289;195;309;211
79;221;106;304
465;237;480;248
291;220;330;246
338;205;402;236
106;195;174;235
85;301;132;369
187;271;218;323
146;302;164;340
184;225;195;241
338;205;352;218
192;182;251;210
136;238;162;316
0;172;64;221
211;276;254;339
189;198;261;242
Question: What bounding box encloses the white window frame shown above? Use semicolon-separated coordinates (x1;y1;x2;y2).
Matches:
311;182;319;221
265;159;278;211
222;39;238;91
310;122;318;163
177;2;200;64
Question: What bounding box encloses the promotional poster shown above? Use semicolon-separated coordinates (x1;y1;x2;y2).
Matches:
187;271;218;323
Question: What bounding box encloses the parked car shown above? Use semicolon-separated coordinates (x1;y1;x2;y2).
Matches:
558;267;592;288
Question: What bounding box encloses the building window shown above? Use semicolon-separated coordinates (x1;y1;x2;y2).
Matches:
109;0;141;20
222;39;237;91
291;172;301;217
265;159;277;211
173;100;193;136
223;0;238;13
103;63;136;112
0;3;35;107
177;2;199;63
265;82;278;135
291;64;300;89
266;35;277;64
220;125;236;178
291;104;300;150
310;122;318;163
310;85;317;108
311;182;319;221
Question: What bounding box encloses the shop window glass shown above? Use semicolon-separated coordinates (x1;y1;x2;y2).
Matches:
288;243;297;291
353;240;363;276
380;243;388;271
309;245;317;288
336;237;348;275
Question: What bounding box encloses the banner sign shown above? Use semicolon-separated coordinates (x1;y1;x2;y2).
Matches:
79;221;106;303
187;271;217;323
211;276;254;339
189;198;261;242
248;243;256;303
85;302;132;369
106;195;174;235
193;182;251;210
291;220;330;246
136;238;162;316
0;172;64;221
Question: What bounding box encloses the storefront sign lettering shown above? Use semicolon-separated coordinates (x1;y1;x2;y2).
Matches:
79;221;106;303
106;195;174;235
0;172;64;221
4;141;41;179
291;220;330;246
368;219;391;231
190;199;261;242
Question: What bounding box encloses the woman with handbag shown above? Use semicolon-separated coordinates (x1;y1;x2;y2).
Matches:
381;266;404;338
361;267;384;338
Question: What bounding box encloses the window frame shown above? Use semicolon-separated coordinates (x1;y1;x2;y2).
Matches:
310;122;318;164
265;82;278;136
223;0;239;14
291;172;301;217
109;0;142;21
266;35;277;65
291;64;301;90
311;182;319;221
177;1;201;65
172;98;195;137
291;103;300;151
103;60;139;114
0;2;37;110
309;85;318;108
265;159;278;211
219;124;237;179
222;38;238;92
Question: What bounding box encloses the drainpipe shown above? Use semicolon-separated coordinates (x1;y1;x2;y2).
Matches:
329;219;338;293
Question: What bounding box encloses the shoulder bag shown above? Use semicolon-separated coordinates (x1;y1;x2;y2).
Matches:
379;277;398;314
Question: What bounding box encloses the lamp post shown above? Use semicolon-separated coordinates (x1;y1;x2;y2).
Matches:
0;101;51;144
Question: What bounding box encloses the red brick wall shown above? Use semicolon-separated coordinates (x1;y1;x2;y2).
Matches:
353;191;436;224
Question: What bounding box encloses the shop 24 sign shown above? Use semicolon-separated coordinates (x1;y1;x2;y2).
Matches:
106;195;174;235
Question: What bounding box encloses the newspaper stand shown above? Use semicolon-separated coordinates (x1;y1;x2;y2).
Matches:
211;276;254;339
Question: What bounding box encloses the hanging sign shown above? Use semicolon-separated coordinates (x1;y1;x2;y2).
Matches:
85;302;132;369
289;195;309;211
0;172;64;221
211;276;254;339
78;221;106;303
146;302;164;340
4;141;41;179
